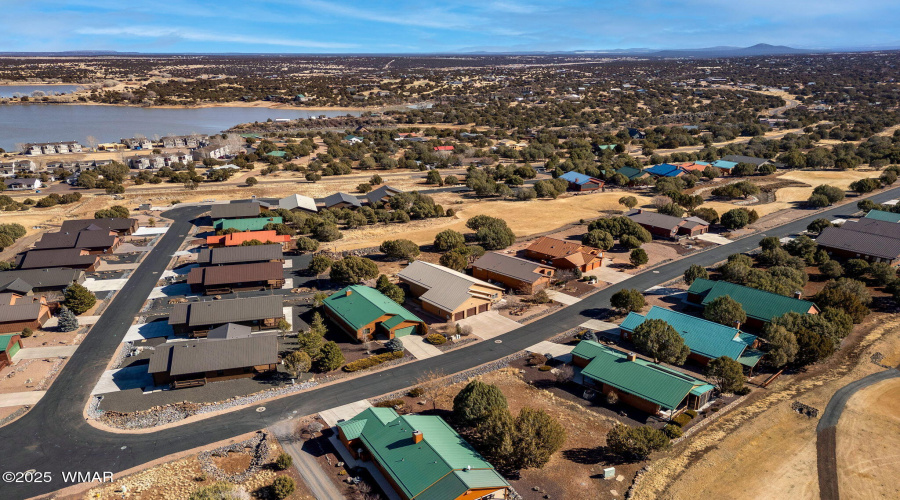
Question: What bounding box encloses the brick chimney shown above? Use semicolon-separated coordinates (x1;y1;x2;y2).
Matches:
734;320;742;330
345;289;353;297
412;430;423;444
793;290;802;300
636;209;643;214
627;352;637;362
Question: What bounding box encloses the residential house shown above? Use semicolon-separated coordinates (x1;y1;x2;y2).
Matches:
720;155;782;169
120;137;152;150
147;335;278;388
18;248;100;272
710;160;737;172
644;163;684;178
196;244;284;266
168;295;284;337
205;230;292;249
161;135;207;149
397;261;502;322
343;135;363;144
619;306;764;369
336;408;510;500
365;185;403;206
323;285;427;341
558;171;605;192
627;128;646;140
3;178;41;190
687;279;820;328
471;252;555;294
524;236;603;272
0;160;37;178
0;268;84;294
571;340;714;416
675;161;709;173
213;217;282;232
60;218;138;236
615;166;651;183
0;334;24;370
322;192;362;209
271;194;317;213
433;145;454;152
23;141;83;155
0;293;52;334
863;209;900;223
187;261;285;295
210;202;263;221
33;229;120;254
626;209;709;239
192;144;231;160
815;218;900;265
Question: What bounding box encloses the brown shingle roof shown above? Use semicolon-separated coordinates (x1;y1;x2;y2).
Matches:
148;336;278;376
34;230;117;250
187;261;283;286
525;236;587;259
196;244;283;266
60;218;137;234
626;210;693;232
815;226;900;260
472;252;552;284
168;295;284;327
19;249;99;269
210;202;262;220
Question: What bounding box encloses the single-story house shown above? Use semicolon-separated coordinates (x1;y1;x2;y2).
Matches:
628;128;646;140
397;261;503;322
168;295;284;337
619;306;763;369
720;155;783;169
323;285;427;341
272;194;317;213
365;185;403;205
626;209;709;238
187;261;285;295
0;268;84;294
615;166;651;182
645;163;684;178
3;178;41;190
18;248;100;272
205;230;292;249
213;216;282;232
60;218;138;236
710;160;737;172
558;171;605;191
571;340;714;416
337;407;510;500
863;209;900;223
322;192;362;209
210;202;262;220
196;244;284;266
524;236;603;272
206;322;253;340
471;252;555;294
676;161;709;173
0;333;24;370
687;278;820;328
147;335;278;388
815;218;900;265
0;293;52;334
33;229;120;254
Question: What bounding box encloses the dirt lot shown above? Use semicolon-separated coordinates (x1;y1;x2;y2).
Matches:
0;357;67;394
631;313;900;500
86;438;313;500
836;377;900;499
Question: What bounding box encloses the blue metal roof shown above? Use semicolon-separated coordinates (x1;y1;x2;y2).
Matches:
559;171;600;185
645;163;683;177
711;160;738;170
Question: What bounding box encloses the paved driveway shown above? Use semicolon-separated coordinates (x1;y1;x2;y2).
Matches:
91;365;155;395
318;399;373;426
695;233;733;245
133;226;169;236
123;322;173;342
579;320;620;334
83;278;129;292
526;341;575;360
456;311;521;340
0;391;46;407
584;266;633;284
400;335;442;359
148;283;193;298
14;345;78;360
545;289;581;305
43;315;100;328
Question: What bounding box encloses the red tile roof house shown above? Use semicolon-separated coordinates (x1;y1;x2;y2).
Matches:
0;293;52;334
0;333;24;370
433;145;455;151
524;236;603;272
626;209;709;239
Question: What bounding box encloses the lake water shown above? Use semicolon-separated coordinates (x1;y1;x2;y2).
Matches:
0;104;360;151
0;85;83;98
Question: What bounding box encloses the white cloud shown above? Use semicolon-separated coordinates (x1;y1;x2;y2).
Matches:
75;26;355;49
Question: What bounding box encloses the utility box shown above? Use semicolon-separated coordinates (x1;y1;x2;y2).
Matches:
603;467;616;479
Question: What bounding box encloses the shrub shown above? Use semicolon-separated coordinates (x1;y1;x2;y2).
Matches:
374;399;405;408
283;351;312;377
685;409;698;418
385;337;404;353
424;333;447;345
294;236;319;253
342;351;404;372
21;327;33;338
433;229;465;251
314;341;345;372
620;234;642;249
56;306;79;332
408;387;425;398
684;264;709;285
330;255;379;283
610;288;645;313
526;353;548;366
721;208;751;230
271;476;295;500
308;254;333;275
630;248;649;267
671;413;692;427
189;482;247;500
453;380;508;427
606;424;670;460
581;330;598;342
379;239;420;261
538;365;553;371
662;424;683;439
275;452;293;470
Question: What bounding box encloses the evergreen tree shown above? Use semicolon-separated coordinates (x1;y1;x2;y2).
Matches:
56;306;79;332
315;341;344;372
452;380;508;427
63;283;96;315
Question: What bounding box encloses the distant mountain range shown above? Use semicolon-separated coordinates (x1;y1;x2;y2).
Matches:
0;44;898;58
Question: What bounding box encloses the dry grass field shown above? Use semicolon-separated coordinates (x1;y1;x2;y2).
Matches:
836;378;900;499
631;314;900;500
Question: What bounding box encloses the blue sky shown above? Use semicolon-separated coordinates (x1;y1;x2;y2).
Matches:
1;1;898;53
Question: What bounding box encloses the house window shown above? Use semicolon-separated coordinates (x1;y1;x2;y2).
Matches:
216;370;225;377
362;327;370;336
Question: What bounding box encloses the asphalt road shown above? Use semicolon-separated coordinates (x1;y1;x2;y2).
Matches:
4;188;900;498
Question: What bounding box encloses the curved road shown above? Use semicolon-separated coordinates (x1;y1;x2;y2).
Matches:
4;188;900;498
816;367;900;500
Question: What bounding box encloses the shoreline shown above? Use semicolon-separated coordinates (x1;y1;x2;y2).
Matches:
0;96;420;113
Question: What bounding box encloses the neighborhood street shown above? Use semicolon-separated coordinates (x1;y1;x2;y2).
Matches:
3;189;900;498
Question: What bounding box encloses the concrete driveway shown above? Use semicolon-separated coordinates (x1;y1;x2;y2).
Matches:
584;266;633;284
545;289;581;305
14;346;78;360
695;233;733;245
83;278;129;292
456;311;521;340
91;365;155;395
43;315;100;329
400;335;442;359
123;322;173;342
133;226;169;236
148;283;193;299
526;341;575;362
319;399;373;426
0;391;46;407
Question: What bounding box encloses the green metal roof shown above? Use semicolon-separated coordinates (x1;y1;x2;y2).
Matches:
616;166;645;179
0;334;17;353
572;341;712;410
864;209;900;223
266;150;287;157
337;419;367;440
736;349;765;367
620;306;760;367
324;285;422;331
213;217;282;231
688;279;819;323
342;408;508;499
690;384;715;396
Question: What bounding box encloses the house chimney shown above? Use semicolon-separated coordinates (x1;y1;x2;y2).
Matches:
412;430;423;444
627;352;637;362
636;209;643;214
345;289;353;297
793;290;802;300
734;320;742;330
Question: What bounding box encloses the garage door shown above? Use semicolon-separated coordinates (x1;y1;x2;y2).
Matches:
478;303;489;313
454;311;464;321
393;326;416;337
467;307;477;317
6;340;20;359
